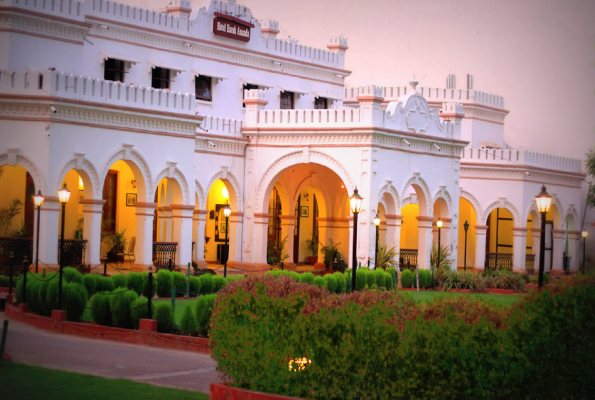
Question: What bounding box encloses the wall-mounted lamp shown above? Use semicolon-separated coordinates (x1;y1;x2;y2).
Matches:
303;193;309;202
131;179;137;189
433;143;441;151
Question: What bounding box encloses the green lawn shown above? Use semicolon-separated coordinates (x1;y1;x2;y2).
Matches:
399;290;523;308
0;362;208;400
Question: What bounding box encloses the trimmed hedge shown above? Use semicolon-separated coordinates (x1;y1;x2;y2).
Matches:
83;274;97;298
45;279;60;311
126;272;144;296
63;267;83;285
155;303;176;334
355;269;368;290
299;272;314;285
96;275;115;293
130;297;155;329
189;276;201;296
109;287;139;329
199;274;215;294
91;292;112;326
373;269;386;288
313;276;325;289
334;272;346;294
156;270;172;298
195;294;217;337
401;269;414;288
180;303;199;336
62;282;88;321
214;275;226;292
142;272;157;299
172;272;187;297
323;274;337;293
112;274;127;290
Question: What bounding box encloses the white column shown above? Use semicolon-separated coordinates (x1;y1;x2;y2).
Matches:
38;197;60;266
193;210;207;268
280;215;297;265
253;213;271;264
134;202;157;269
475;225;488;271
80;199;105;266
171;204;194;269
385;215;402;264
416;216;434;270
551;229;565;273
512;227;528;273
531;228;541;273
228;212;243;263
568;231;581;272
162;206;173;242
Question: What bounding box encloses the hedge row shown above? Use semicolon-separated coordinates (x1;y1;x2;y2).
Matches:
401;269;433;289
210;274;595;399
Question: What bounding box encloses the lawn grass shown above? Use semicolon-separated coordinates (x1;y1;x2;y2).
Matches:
400;290;523;308
0;362;208;400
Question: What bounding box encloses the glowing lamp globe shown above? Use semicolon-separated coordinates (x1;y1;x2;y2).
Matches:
223;202;231;218
221;186;229;199
583;230;589;239
437;219;443;228
58;183;71;203
33;190;45;207
373;213;381;227
350;188;363;214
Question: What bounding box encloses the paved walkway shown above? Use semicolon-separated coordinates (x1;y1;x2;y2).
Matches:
0;312;219;394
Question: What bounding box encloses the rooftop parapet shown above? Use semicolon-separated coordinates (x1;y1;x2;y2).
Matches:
3;0;85;20
259;19;279;38
327;36;348;53
460;147;583;174
0;69;195;115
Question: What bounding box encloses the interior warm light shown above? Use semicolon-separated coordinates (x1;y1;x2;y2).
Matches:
583;230;589;238
437;219;443;228
350;188;363;214
78;176;84;190
221;186;229;199
58;183;71;203
535;185;552;213
223;201;231;218
373;213;381;226
33;190;45;207
288;357;312;372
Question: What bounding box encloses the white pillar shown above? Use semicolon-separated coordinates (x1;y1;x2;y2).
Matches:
568;231;581;272
475;225;488;271
80;199;105;266
162;206;173;242
253;213;270;264
193;210;207;268
385;215;402;264
416;216;433;270
512;227;528;273
171;204;194;268
280;215;297;265
531;228;541;273
551;229;565;273
38;197;60;266
228;212;243;263
134;202;157;269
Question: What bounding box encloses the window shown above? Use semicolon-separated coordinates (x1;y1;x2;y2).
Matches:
242;83;258;107
195;75;212;101
151;67;170;89
314;97;328;110
280;91;294;109
104;58;125;83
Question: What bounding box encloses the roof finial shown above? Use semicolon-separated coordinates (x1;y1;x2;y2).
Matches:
409;75;419;91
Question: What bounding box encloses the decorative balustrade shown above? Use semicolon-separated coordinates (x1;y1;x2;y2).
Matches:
398;248;418;271
58;239;87;267
5;0;85;20
0;237;33;274
484;252;513;271
200;115;243;137
525;254;536;272
153;242;177;269
253;108;361;128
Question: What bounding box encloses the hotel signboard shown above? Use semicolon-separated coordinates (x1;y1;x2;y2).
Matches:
213;12;252;42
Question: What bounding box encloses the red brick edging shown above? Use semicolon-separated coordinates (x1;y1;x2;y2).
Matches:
4;304;210;354
210;383;305;400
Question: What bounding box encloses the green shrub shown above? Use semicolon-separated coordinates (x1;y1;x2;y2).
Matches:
0;275;11;287
356;269;368;290
45;279;60;311
142;272;157;299
313;276;325;289
130;298;155;329
91;292;112;326
62;267;83;285
264;271;279;279
109;287;139;329
180;303;199;336
334;272;346;294
195;294;217;337
373;269;386;289
225;275;244;285
172;272;187;297
83;274;98;298
288;271;300;282
323;274;337;293
15;273;32;303
214;275;226;292
417;269;430;288
384;272;394;290
155;302;176;334
299;272;314;284
96;276;115;293
386;267;398;285
156;270;172;298
401;269;414;288
126;272;144;296
27;279;42;313
36;276;54;316
199;274;215;294
62;282;88;321
189;276;200;296
112;273;127;289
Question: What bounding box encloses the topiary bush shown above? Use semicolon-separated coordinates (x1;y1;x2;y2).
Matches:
15;273;33;304
313;276;325;289
214;275;226;292
156;270;173;298
91;292;112;326
0;275;11;287
264;271;279;279
356;269;368;290
172;272;187;297
199;274;215;294
96;275;115;293
155;302;176;334
130;297;155;329
195;294;217;337
189;276;200;296
384;272;394;290
417;269;429;289
126;272;144;296
62;282;88;321
112;274;127;290
109;287;139;329
334;272;346;294
45;279;60;311
62;267;83;285
142;272;157;299
386;267;398;286
373;269;386;289
36;275;55;316
180;303;199;336
27;279;42;313
83;274;97;298
401;269;414;288
299;272;314;285
323;274;337;293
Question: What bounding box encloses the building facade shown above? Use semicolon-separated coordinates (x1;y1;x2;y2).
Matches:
0;0;588;274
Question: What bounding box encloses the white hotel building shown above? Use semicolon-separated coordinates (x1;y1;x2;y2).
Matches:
0;0;588;275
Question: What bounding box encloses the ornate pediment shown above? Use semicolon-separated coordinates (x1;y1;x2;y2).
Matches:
385;91;447;138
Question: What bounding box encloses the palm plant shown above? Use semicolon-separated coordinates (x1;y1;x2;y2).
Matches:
267;236;290;268
431;242;452;271
375;245;398;270
0;198;23;236
319;238;342;270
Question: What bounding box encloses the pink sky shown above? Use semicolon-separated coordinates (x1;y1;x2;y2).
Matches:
123;0;595;162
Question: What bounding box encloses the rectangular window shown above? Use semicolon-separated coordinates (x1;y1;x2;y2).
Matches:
102;170;118;234
242;83;258;107
314;97;328;110
104;58;125;83
151;67;170;89
280;91;294;109
195;75;212;101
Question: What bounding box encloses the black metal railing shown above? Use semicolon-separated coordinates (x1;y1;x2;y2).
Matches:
153;242;177;269
0;237;33;274
58;239;87;267
485;252;513;271
525;254;535;271
563;253;571;272
399;248;418;271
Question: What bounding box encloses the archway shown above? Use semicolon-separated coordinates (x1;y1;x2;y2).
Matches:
400;203;419;268
484;207;515;270
400;174;433;269
457;197;478;271
432;196;450;256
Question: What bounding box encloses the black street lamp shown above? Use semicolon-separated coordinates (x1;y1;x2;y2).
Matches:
464;220;469;272
535;185;552;288
33;190;45;274
435;219;442;291
350;188;363;291
223;201;231;278
373;213;381;269
58;183;71;310
582;230;588;272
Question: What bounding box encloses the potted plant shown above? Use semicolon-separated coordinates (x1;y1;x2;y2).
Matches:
319;239;342;271
375;245;398;270
106;228;128;263
267;236;290;268
304;237;318;265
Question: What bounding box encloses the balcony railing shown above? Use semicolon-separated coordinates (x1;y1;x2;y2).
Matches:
525;254;536;272
153;242;177;270
0;237;33;274
58;239;87;267
485;253;513;271
399;249;418;271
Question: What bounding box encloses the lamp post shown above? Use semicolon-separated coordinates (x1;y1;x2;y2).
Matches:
463;220;469;273
373;213;380;270
435;219;443;291
33;191;45;274
535;185;552;288
581;229;589;273
350;188;363;291
223;201;231;278
58;183;70;310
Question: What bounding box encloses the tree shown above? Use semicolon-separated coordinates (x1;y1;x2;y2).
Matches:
586;146;595;209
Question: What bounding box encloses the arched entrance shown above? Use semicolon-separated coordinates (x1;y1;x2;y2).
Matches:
400;175;433;269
